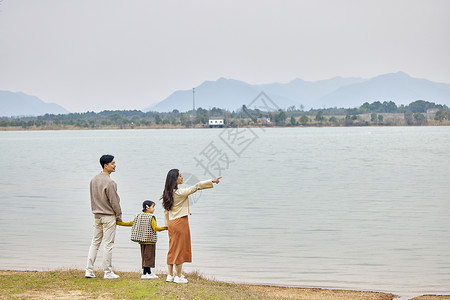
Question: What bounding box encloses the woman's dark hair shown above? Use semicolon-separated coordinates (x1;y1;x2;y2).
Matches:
100;154;114;169
161;169;179;211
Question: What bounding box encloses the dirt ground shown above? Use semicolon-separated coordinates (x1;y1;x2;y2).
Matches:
245;284;450;300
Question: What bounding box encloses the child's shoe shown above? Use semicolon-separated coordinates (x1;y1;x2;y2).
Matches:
166;274;174;282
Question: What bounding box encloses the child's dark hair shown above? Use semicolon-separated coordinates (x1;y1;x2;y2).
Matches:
142;200;155;212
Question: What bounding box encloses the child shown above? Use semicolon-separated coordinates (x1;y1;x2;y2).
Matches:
118;200;167;279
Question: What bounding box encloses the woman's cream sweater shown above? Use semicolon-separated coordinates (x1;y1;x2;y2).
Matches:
164;180;213;226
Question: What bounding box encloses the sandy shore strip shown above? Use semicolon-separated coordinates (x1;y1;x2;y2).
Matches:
1;270;449;300
242;284;450;300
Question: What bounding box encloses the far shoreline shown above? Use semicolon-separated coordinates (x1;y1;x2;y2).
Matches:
1;122;450;131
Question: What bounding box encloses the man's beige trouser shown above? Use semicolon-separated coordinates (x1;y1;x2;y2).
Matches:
86;215;116;273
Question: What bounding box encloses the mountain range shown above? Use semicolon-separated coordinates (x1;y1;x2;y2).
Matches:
0;91;68;117
2;72;450;117
147;72;450;112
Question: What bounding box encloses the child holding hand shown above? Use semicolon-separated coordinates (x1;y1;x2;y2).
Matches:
118;200;167;279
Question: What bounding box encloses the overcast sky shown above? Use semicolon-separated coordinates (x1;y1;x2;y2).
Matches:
1;0;449;112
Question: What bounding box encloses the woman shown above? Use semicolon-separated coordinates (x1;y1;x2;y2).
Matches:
161;169;221;284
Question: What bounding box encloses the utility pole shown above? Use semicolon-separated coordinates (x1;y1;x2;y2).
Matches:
192;88;196;118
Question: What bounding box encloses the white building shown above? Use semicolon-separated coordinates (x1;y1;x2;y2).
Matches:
426;108;440;120
209;117;224;128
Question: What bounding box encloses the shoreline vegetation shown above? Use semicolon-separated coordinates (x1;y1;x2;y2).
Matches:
1;270;449;300
1;100;450;131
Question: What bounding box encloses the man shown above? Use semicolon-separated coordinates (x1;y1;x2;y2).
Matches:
85;154;123;279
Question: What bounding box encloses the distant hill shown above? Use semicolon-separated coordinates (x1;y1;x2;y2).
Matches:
148;78;300;112
146;72;450;112
319;72;450;108
0;91;69;117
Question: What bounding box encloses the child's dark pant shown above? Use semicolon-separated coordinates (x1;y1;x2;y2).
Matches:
140;244;156;268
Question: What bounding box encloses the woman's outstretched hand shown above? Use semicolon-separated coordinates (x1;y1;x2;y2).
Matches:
212;176;222;184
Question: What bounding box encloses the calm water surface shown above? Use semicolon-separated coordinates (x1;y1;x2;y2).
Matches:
0;127;449;298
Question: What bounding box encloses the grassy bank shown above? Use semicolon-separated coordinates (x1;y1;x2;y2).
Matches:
1;270;449;300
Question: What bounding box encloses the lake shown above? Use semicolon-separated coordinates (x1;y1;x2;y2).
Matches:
0;127;449;298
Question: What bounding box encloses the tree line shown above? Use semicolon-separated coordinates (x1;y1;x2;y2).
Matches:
1;100;449;129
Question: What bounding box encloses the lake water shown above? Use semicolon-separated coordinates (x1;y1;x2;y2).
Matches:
0;127;449;298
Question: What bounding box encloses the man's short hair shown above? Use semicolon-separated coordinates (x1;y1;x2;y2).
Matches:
100;154;114;169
